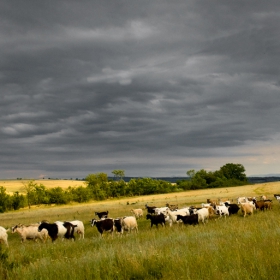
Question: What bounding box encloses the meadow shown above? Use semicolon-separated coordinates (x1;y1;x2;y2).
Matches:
1;181;280;279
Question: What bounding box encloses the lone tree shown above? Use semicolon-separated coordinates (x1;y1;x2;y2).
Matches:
112;170;125;181
21;180;36;209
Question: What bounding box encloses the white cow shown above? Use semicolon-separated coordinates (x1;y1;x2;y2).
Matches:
0;226;9;247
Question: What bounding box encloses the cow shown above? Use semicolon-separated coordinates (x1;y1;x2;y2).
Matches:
146;213;165;228
240;203;255;217
176;214;198;226
91;218;114;237
38;221;76;242
130;209;143;219
224;202;240;215
215;205;229;218
12;224;48;243
145;204;157;214
95;211;109;219
0;226;9;247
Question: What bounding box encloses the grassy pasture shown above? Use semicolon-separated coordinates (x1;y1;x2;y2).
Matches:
1;181;280;279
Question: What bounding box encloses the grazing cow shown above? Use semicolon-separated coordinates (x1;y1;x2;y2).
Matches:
38;221;76;242
215;205;229;218
67;220;85;239
252;199;265;211
95;211;109;219
240;203;255;217
91;218;114;237
12;224;48;243
130;208;143;219
224;203;240;215
166;203;178;211
146;213;165;228
145;204;157;214
176;214;198;226
0;226;9;247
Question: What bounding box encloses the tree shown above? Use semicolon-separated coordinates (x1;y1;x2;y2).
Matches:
112;170;125;181
21;180;37;209
219;163;247;182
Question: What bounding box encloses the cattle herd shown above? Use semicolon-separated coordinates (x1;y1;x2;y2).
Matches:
0;194;279;247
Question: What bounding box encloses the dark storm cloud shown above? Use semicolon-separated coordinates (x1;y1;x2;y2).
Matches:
1;0;280;178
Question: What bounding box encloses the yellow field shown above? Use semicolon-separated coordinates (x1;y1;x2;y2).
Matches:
1;179;280;206
0;179;86;194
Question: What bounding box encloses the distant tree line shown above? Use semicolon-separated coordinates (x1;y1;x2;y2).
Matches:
0;163;248;213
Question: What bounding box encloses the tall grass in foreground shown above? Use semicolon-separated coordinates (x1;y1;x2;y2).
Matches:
1;204;280;280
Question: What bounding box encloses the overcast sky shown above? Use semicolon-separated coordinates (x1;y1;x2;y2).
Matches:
1;0;280;179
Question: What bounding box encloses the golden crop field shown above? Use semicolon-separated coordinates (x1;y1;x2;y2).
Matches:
0;179;86;194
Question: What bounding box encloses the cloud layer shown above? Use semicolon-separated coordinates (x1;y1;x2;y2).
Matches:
1;0;280;178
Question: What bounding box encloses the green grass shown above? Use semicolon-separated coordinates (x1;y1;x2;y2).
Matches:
1;183;280;279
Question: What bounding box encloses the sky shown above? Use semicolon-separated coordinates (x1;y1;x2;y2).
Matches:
1;0;280;179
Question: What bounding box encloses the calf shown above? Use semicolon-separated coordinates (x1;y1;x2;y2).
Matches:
95;211;109;219
0;226;9;247
176;214;198;226
91;218;114;237
146;213;165;228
